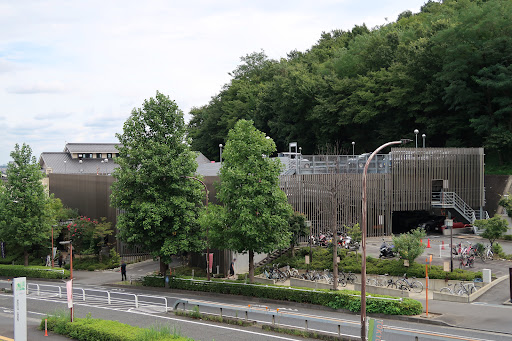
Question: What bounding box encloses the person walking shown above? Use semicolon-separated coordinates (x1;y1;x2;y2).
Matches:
58;255;63;268
121;261;127;281
229;258;236;279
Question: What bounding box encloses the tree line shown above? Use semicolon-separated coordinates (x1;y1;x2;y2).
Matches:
188;0;512;164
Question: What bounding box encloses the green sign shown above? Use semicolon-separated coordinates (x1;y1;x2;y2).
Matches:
368;318;384;341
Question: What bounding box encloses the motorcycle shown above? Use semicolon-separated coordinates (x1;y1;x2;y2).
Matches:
379;240;396;258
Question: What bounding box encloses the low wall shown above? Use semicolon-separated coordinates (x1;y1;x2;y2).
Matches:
434;276;507;303
290;278;334;290
353;283;409;297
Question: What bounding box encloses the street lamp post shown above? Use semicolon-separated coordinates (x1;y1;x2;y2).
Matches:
219;144;223;163
361;139;410;341
414;129;419;148
183;176;211;280
59;240;73;322
422;134;426;148
352;141;355;156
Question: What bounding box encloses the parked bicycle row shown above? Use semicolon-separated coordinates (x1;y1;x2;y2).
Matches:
262;264;357;286
365;273;424;293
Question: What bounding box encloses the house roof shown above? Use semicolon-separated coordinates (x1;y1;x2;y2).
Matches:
64;143;119;154
40;149;212;175
196;162;222;177
40;152;118;174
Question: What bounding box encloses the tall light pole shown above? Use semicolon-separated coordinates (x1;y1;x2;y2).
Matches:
361;139;410;341
59;240;73;322
414;129;419;148
182;176;211;280
352;141;355;156
219;144;223;163
422;134;426;148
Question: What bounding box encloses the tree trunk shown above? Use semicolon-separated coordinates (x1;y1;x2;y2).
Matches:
332;190;338;291
291;244;296;258
249;250;254;283
24;249;29;266
159;259;169;276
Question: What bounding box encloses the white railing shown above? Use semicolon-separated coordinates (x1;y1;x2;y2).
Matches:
25;283;168;312
432;192;477;223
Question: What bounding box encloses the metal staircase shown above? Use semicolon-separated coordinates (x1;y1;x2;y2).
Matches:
431;191;482;223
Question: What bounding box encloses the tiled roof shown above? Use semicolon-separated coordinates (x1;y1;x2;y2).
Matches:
196;162;221;176
64;143;120;154
40;152;118;174
40;150;214;175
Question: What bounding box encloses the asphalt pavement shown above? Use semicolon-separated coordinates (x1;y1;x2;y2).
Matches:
1;235;511;340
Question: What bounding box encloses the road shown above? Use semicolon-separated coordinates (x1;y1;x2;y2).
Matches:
1;279;512;341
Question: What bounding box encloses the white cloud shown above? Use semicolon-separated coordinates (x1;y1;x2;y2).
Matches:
0;0;428;165
6;81;68;94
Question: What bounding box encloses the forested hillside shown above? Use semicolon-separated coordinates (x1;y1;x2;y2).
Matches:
188;0;512;167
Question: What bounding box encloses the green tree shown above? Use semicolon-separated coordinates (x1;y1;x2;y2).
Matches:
209;120;293;282
0;143;54;265
498;194;512;218
111;91;204;274
288;211;308;257
392;227;426;265
476;216;509;247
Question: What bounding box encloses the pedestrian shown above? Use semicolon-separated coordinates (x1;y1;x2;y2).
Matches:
58;255;63;268
229;258;236;279
121;261;127;281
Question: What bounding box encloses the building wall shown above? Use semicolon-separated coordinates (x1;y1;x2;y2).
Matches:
281;148;485;237
49;173;117;224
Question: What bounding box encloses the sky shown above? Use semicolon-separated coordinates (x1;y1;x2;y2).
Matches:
0;0;428;165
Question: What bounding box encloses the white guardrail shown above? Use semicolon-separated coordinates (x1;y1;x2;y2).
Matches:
24;283;169;312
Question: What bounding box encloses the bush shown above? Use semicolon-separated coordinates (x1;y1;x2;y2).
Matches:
41;313;192;340
143;276;422;316
0;265;69;279
271;247;481;281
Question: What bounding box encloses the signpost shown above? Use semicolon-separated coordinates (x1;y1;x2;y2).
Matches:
13;277;27;341
368;318;384;341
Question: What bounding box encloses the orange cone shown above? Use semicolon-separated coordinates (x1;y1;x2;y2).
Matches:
45;319;48;336
441;241;445;250
420;239;423;245
427;239;431;248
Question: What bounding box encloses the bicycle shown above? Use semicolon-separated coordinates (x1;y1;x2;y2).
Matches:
339;268;356;284
396;274;423;293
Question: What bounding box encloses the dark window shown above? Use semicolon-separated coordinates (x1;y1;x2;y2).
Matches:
107;153;113;158
97;153;102;158
84;153;92;159
78;154;83;159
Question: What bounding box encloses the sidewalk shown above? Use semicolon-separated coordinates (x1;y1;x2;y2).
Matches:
0;314;70;341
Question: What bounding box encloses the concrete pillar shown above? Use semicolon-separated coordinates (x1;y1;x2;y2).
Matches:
482;269;491;283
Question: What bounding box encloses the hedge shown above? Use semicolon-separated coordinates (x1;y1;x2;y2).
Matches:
273;248;482;281
143;276;422;316
41;314;193;341
0;265;69;279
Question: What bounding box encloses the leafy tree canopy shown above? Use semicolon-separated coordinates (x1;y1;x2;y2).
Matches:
0;143;55;265
111;91;205;266
208;119;293;281
188;0;512;166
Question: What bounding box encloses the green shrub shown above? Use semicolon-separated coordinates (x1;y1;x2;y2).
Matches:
0;265;69;279
143;276;422;316
270;247;480;281
41;314;192;340
502;235;512;241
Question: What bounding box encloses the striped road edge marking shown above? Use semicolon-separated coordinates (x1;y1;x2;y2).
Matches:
0;335;14;341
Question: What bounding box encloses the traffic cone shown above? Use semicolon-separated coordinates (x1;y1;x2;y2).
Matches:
420;239;423;245
45;319;48;336
441;241;446;250
427;239;431;248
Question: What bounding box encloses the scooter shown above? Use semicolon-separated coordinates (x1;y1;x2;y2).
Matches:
379;240;396;258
